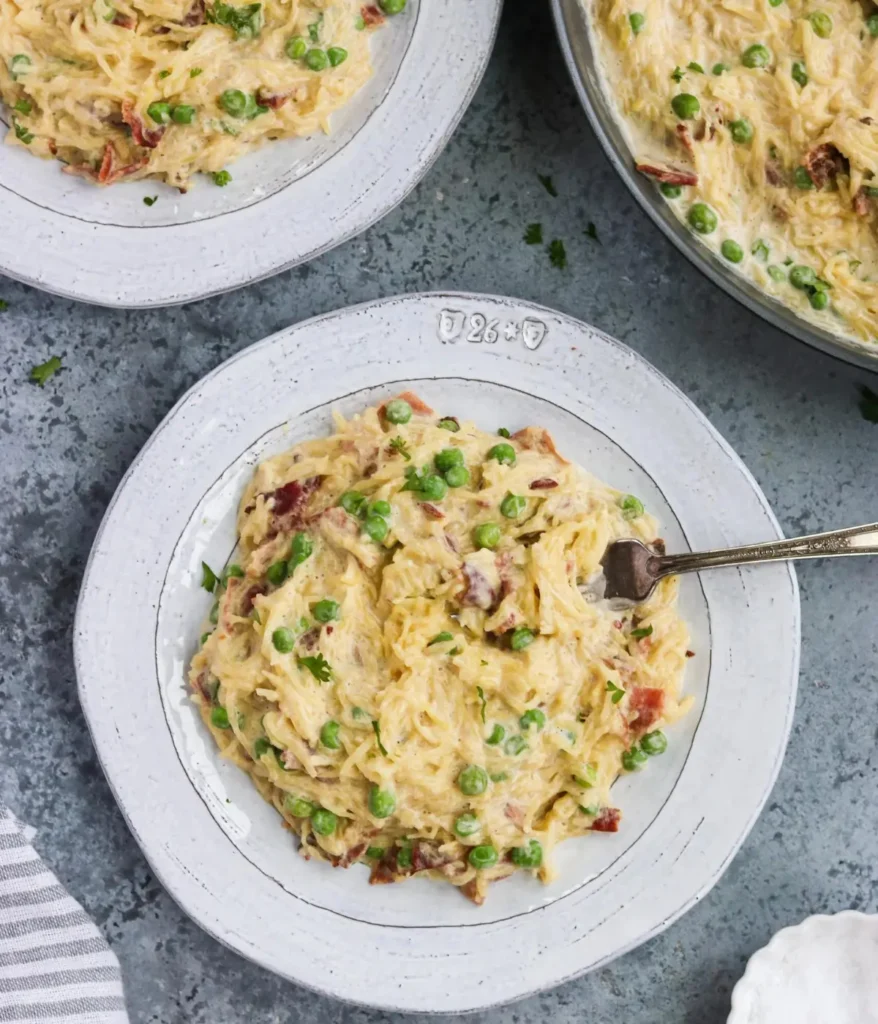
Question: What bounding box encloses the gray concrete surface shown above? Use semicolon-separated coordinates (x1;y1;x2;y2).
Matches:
2;4;877;1022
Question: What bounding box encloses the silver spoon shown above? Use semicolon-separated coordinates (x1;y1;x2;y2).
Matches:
601;522;878;603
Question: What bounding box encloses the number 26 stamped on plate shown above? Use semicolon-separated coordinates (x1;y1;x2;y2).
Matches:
438;308;548;350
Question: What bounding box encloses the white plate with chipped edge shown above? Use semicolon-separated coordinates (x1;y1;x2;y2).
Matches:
728;912;878;1024
0;1;500;308
74;292;800;1012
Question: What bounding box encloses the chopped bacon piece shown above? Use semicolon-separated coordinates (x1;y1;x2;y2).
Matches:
333;843;366;868
765;159;785;187
495;550;515;598
420;502;444;520
805;143;846;189
444;531;459;554
461;562;499;610
651;538;666;556
112;11;136;27
686;649;695;658
628;687;665;731
360;3;384;25
270;477;322;516
256;88;289;110
674;123;695;159
411;843;451;873
121;99;165;148
181;0;205;24
635;161;698;187
591;807;621;832
511;426;566;461
529;477;558;490
460;878;485;905
191;669;211;702
504;803;525;828
280;749;302;771
62;143;148;185
299;627;320;651
853;188;871;217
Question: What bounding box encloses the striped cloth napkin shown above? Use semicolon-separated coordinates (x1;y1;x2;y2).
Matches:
1;808;129;1024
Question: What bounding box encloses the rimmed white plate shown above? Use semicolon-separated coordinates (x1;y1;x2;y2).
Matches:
74;292;800;1012
0;2;500;308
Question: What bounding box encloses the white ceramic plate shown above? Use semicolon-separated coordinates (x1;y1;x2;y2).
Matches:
728;912;878;1024
74;292;800;1012
0;2;500;308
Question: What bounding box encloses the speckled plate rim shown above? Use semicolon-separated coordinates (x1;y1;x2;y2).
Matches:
0;1;501;309
73;292;800;1012
550;0;878;371
728;911;878;1023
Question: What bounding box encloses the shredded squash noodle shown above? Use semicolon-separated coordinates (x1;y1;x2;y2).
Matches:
188;393;690;904
0;0;391;188
590;0;878;343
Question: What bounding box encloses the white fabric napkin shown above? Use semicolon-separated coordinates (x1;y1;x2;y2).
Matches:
0;808;129;1024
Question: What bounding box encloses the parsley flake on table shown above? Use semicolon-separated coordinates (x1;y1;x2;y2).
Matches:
859;384;878;423
524;222;543;245
143;196;158;206
201;561;218;592
29;356;62;387
537;173;557;197
548;239;567;269
297;653;332;682
0;300;8;311
584;221;600;243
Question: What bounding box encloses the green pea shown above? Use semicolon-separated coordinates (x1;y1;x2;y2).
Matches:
351;706;369;720
510;839;543;868
312;599;340;623
712;62;730;75
396;842;412;868
660;183;682;198
363;514;389;542
809;11;832;36
504;735;527;756
767;264;787;282
340;491;368;517
457;764;488;796
500;493;526;518
379;0;406;12
220;89;248;117
171;104;196;124
10;54;31;80
629;11;645;33
289;532;313;568
444;465;470;488
789;265;817;290
487;442;516;465
304;48;329;70
210;706;230;729
741;43;771;68
473;522;501;550
519;708;546;731
622;746;649;771
687;202;718;234
729;118;753;144
272;627;296;653
671;93;700;119
266;560;288;586
721;240;744;263
213;169;232;186
434;447;464;473
454;812;480;837
385;398;412;424
768;0;783;6
327;46;348;66
320;720;341;749
793;166;814;190
868;13;878;35
311;808;337;835
468;844;498;869
791;60;808;87
147;101;172;124
490;771;509;782
437;417;459;431
253;737;271;759
285;795;316;817
370;500;392;517
486;724;506;745
510;627;535;651
368;785;396;818
418;474;447;502
809;289;829;310
751;238;769;261
641;730;668;755
285;35;307;58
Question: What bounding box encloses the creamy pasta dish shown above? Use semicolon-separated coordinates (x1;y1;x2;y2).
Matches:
0;0;402;188
590;0;878;343
188;393;690;904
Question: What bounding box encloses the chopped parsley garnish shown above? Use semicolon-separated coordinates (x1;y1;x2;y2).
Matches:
630;625;653;639
14;99;32;114
476;685;487;723
213;169;232;186
190;66;203;77
389;436;411;460
548;239;567;269
584;221;600;243
297;653;332;682
751;238;770;261
308;12;323;40
29;355;62;386
428;631;453;646
671;65;685;82
13;120;33;144
158;69;170;79
201;562;218;592
606;680;626;704
0;300;7;311
859;384;878;423
687;61;704;73
209;0;262;39
253;737;271;758
497;427;510;437
524;222;543;245
372;719;388;756
352;706;368;720
537;173;557;197
143;196;158;206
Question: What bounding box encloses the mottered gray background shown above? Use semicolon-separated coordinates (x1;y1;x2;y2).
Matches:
1;3;876;1022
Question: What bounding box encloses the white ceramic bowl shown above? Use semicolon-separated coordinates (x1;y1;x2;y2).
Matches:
74;292;800;1011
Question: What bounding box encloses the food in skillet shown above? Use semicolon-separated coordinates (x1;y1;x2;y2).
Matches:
591;0;878;343
0;0;404;189
188;394;690;904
